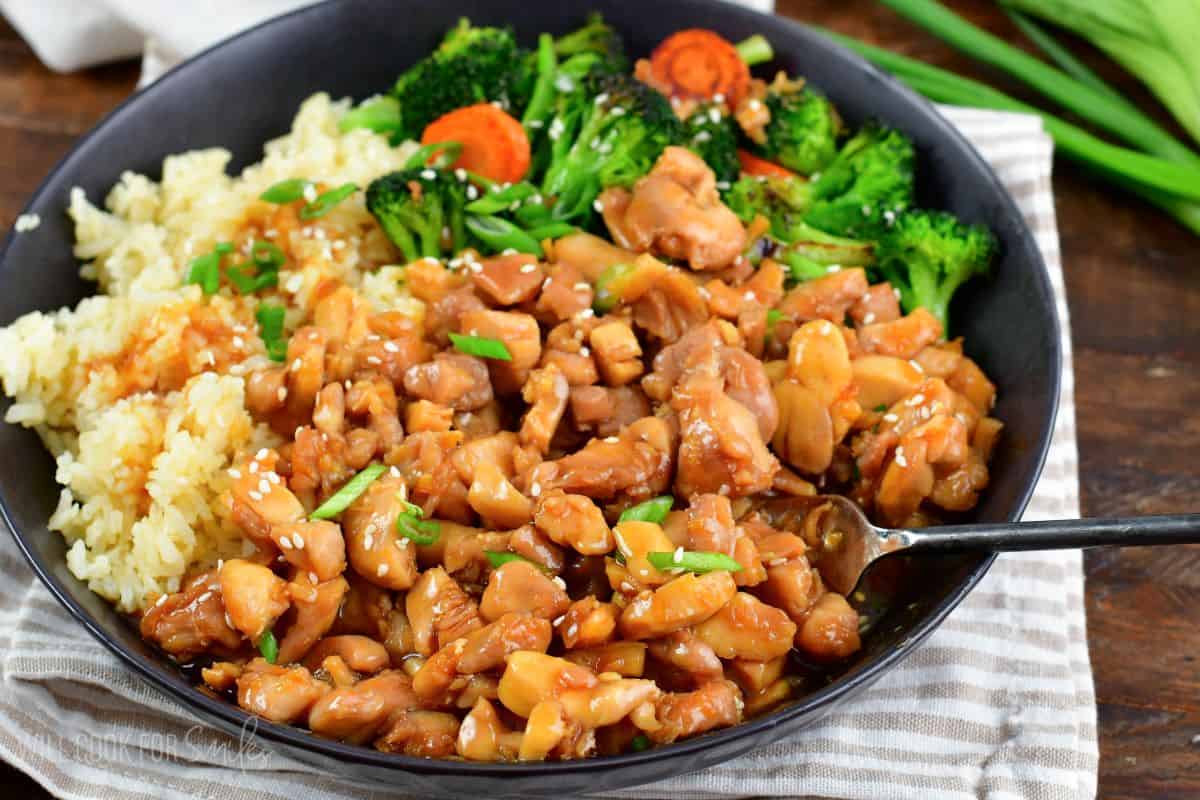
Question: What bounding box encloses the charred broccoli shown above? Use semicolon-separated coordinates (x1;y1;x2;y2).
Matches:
540;72;683;221
875;210;995;330
365;168;467;262
755;84;842;176
684;104;740;185
390;20;532;140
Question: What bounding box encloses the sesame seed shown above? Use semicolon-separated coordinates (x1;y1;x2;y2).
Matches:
530;482;541;497
454;168;467;181
420;169;437;180
279;535;293;549
249;490;263;502
277;387;288;402
228;468;242;479
573;282;590;291
258;479;271;495
364;533;374;550
552;615;566;626
895;453;908;468
309;572;318;584
578;346;590;357
267;472;281;484
519;263;537;274
291;358;302;371
603;436;619;444
293;533;304;549
592;199;604;213
862;312;876;324
672;546;684;564
248;462;259;474
466;185;479;200
883;413;899;423
377;563;389;577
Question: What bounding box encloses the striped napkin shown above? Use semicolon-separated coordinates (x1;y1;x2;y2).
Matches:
0;106;1097;800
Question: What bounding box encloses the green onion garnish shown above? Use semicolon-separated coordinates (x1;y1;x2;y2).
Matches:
403;141;464;170
184;242;232;296
397;513;441;546
255;303;289;362
873;403;889;413
485;551;532;569
339;95;402;135
592;262;635;313
465;182;538;215
619;496;674;524
630;734;652;752
251;240;286;270
449;332;512;361
260;178;313;204
524;222;578;242
310;463;386;520
465;214;544;257
258;629;278;664
300;182;359;220
646;550;744;574
227;264;279;293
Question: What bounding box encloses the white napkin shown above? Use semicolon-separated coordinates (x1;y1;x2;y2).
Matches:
0;0;776;84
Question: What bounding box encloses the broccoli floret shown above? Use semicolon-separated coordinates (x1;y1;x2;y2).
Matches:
875;210;995;330
553;12;628;70
391;20;532;140
684;104;740;185
541;73;684;221
756;85;842;176
804;123;915;240
724;175;813;238
366;168;467;262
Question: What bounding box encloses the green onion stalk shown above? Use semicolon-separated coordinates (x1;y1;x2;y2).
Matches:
875;0;1200;167
824;31;1200;236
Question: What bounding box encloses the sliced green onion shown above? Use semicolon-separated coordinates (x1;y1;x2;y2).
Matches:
260;178;313;204
466;214;544;257
397;513;440;546
310;463;387;520
592;262;634;313
340;95;402;134
251;240;286;270
404;141;464;170
258;629;278;664
255;303;288;362
449;332;512;361
619;496;674;524
873;403;889;413
226;264;278;293
646;550;744;574
300;182;359;220
485;551;532;569
524;222;578;242
735;34;774;67
465;182;538;215
185;252;222;295
630;734;652;752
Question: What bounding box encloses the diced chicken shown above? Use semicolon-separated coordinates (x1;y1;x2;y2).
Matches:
140;572;242;660
480;560;570;622
470;253;544;306
237;658;330;724
600;147;746;271
403;352;494;411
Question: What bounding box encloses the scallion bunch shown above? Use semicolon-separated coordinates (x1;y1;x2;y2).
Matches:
827;0;1200;236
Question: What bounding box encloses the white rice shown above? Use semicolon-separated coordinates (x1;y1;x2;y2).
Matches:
0;93;423;611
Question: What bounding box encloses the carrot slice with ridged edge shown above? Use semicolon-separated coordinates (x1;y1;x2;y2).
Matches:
421;103;531;184
649;29;751;106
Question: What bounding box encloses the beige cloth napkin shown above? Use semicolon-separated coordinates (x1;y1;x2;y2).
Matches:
0;105;1096;799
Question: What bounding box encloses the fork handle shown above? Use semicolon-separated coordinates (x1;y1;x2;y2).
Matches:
905;514;1200;553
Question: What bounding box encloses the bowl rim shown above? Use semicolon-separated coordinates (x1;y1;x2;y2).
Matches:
0;0;1061;780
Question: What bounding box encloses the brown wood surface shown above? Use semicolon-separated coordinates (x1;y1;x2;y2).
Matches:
0;2;1196;797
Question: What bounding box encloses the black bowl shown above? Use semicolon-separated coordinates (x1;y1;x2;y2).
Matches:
0;0;1061;795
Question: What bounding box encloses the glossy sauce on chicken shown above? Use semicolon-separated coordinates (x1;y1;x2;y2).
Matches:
140;146;1001;762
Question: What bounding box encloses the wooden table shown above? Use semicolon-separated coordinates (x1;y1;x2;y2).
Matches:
0;2;1195;797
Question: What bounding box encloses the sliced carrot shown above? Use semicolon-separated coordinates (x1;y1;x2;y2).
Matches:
737;149;798;179
649;29;751;106
421;104;531;184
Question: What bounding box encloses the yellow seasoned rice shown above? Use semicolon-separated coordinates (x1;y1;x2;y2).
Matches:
0;94;422;612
